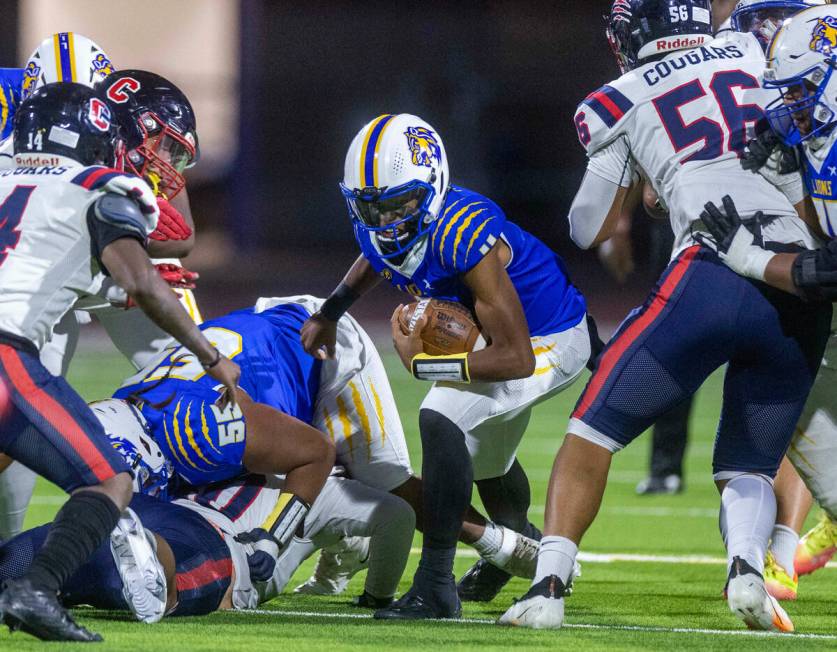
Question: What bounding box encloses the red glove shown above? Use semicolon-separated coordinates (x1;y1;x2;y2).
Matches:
155;263;199;289
149;198;193;241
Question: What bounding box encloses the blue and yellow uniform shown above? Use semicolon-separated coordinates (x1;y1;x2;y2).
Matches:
0;68;22;141
355;185;586;337
803;144;837;238
114;303;321;485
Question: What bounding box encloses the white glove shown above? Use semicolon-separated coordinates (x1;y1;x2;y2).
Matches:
718;224;776;281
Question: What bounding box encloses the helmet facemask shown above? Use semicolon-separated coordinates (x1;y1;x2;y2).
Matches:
341;179;437;264
765;61;837;145
122;111;196;198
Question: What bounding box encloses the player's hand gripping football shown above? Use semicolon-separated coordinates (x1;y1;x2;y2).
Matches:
391;304;427;372
301;312;338;360
699;195;774;281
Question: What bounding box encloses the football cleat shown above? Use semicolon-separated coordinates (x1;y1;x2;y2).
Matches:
294;536;369;596
795;511;837;577
110;507;167;623
373;584;461;621
763;551;797;601
497;574;567;629
0;577;102;642
726;556;794;633
352;590;394;609
635;474;683;495
457;559;511;602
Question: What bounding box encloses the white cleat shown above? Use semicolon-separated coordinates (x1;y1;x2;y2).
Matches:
110;507;167;624
294;536;369;596
726;556;794;633
497;575;566;629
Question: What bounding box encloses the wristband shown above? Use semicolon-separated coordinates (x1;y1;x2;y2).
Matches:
201;349;222;370
411;352;470;383
320;283;359;322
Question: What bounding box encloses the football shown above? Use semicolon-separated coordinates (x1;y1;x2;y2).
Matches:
398;299;486;355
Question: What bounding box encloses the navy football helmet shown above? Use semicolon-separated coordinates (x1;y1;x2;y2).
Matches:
731;1;826;50
606;0;714;73
96;70;198;198
13;82;118;166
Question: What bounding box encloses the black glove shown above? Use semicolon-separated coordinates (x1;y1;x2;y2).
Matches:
699;195;760;254
235;528;280;582
742;129;800;175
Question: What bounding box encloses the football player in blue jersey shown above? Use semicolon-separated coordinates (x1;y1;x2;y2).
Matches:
300;114;591;619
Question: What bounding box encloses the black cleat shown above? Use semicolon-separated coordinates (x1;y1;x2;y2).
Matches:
456;558;512;602
374;585;461;620
0;578;103;642
352;590;393;609
635;474;683;495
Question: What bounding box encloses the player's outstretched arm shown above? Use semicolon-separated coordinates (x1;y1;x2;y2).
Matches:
301;255;381;360
100;237;240;400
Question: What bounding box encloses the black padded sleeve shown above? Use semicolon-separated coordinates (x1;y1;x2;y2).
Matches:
792;239;837;302
87;193;149;275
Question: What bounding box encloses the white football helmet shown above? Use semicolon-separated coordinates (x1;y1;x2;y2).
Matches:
731;0;827;49
340;113;449;261
22;32;115;101
89;399;172;499
763;4;837;144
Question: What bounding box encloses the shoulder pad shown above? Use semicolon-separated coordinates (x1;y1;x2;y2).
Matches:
430;190;505;273
575;82;635;154
92;192;151;239
70;166;133;191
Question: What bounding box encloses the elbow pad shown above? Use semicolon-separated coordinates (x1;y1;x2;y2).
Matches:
791;242;837;302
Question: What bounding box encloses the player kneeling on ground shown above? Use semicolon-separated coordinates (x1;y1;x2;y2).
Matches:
0;83;239;641
302;114;591;619
0;399;415;618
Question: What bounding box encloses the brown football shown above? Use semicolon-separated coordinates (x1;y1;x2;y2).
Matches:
398;299;485;355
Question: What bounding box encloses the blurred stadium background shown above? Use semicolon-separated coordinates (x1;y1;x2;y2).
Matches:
1;0;708;333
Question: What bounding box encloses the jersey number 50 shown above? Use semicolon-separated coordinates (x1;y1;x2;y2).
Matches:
652;70;763;165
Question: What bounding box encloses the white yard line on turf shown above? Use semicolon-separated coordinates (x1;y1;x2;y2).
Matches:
526;505;719;518
434;547;837;569
246;609;837;640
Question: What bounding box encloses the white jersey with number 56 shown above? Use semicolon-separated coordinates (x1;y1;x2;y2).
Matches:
574;31;814;255
0;156;156;350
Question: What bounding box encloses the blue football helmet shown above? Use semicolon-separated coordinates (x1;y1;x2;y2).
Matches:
90;399;173;500
606;0;714;73
731;1;826;50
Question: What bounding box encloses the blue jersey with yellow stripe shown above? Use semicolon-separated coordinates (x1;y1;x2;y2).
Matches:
113;304;321;485
0;68;22;141
355;185;586;336
803;140;837;239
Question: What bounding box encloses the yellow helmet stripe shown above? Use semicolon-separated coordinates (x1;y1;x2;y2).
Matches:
359;114;395;188
52;34;63;82
67;32;77;82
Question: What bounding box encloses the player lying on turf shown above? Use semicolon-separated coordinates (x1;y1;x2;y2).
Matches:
114;295;542;599
501;0;831;633
0;83;241;641
697;2;837;599
301;114;592;619
0;399;415;619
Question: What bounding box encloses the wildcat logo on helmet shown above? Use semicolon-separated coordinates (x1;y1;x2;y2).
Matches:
21;61;40;96
405;126;442;168
91;53;115;79
810;16;837;55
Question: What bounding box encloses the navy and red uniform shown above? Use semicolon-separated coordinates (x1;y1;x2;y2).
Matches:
568;246;831;477
0;494;232;616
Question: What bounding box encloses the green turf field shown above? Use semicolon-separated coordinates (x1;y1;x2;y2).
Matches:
3;348;835;650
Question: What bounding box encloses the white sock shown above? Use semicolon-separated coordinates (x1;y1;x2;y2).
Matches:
535;535;577;585
0;462;36;540
472;521;503;558
720;474;776;575
769;524;799;576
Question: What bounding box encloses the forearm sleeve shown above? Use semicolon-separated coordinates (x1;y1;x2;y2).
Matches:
568;169;623;250
792;240;837;301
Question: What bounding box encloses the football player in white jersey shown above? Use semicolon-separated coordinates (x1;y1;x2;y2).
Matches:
0;83;239;641
700;2;837;599
500;0;831;633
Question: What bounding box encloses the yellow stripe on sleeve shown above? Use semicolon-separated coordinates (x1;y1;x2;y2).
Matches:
162;417;188;470
321;407;336;442
199;402;223;455
451;208;487;269
172;399;200;469
463;217;495;265
184;402;215;466
369;379;386;444
437;202;483;266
